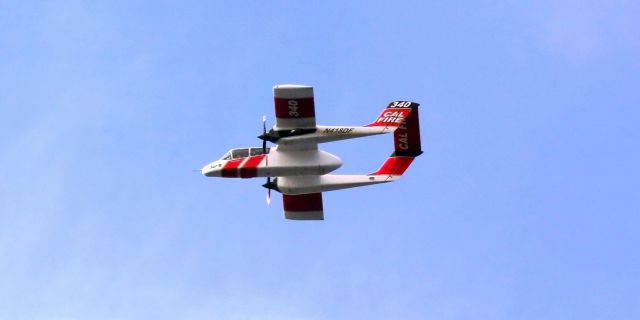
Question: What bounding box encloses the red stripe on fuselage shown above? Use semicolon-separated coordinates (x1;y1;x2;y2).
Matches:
221;159;244;178
239;155;266;178
274;97;315;119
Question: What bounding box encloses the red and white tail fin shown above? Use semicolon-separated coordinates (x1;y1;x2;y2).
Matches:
366;101;419;132
371;102;422;179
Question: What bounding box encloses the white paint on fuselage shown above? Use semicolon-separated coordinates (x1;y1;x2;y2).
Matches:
258;146;342;177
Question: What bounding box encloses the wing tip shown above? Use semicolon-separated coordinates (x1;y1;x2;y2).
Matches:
284;210;325;220
273;84;314;99
274;84;312;89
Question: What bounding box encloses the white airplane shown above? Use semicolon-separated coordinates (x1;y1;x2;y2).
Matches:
202;84;422;220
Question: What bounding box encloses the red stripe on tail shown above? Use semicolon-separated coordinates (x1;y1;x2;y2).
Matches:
372;156;415;176
393;106;422;156
367;107;412;127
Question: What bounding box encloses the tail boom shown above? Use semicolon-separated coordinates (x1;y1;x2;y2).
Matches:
276;174;392;195
271;101;421;146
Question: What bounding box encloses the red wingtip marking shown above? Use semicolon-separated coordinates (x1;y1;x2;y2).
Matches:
275;97;315;119
283;193;323;212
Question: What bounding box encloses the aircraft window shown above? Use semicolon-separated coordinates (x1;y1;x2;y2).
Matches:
232;148;249;159
221;152;232;161
250;147;271;156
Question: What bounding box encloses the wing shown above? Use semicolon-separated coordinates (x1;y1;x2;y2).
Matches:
282;192;324;220
273;84;316;131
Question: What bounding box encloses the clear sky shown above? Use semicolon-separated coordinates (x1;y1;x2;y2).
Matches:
1;1;639;319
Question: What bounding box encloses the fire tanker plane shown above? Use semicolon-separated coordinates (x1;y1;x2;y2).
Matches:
202;84;423;220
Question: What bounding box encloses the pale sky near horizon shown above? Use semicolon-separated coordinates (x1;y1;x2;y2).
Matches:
1;1;639;319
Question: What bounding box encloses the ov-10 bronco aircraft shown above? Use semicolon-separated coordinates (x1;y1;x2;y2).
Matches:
202;84;422;220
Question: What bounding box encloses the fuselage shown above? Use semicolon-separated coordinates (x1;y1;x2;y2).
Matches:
202;146;342;178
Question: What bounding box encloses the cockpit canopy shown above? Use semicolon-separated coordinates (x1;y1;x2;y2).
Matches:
220;147;271;160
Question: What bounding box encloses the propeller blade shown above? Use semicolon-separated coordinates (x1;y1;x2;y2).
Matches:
266;176;271;205
262;115;267;153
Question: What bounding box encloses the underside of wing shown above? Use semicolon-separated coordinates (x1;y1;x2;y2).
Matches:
282;192;324;220
273;84;316;131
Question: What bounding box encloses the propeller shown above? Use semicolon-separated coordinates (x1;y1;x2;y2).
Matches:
266;177;271;205
262;177;279;206
262;115;267;153
261;115;271;205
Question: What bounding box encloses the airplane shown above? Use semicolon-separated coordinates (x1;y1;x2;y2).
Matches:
202;84;422;220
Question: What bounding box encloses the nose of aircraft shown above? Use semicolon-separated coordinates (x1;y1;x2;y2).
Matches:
201;161;222;177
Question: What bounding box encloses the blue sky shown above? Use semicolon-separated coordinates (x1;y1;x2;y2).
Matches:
1;1;639;319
